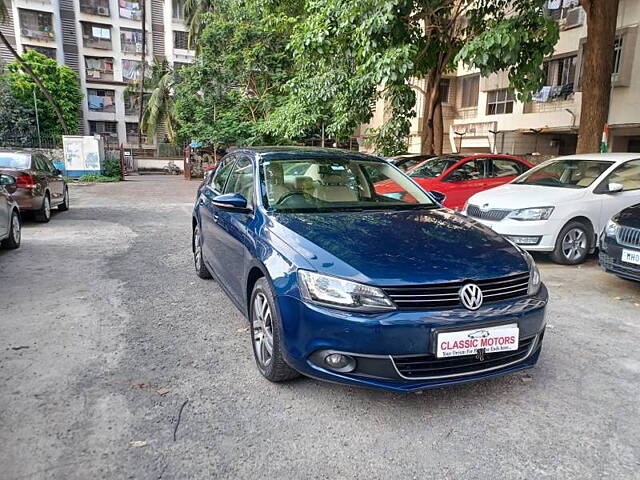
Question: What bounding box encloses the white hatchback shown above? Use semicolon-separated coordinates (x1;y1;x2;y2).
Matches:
463;153;640;264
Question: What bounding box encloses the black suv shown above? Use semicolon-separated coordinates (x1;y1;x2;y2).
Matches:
599;203;640;281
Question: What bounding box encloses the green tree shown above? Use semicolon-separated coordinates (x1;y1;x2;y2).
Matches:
173;0;300;149
269;0;559;155
5;50;82;139
0;76;36;143
1;5;72;134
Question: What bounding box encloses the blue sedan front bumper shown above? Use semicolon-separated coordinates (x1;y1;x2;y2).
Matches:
275;285;548;392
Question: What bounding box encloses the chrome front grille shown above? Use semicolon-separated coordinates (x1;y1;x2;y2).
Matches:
617;226;640;248
383;271;530;310
467;204;511;221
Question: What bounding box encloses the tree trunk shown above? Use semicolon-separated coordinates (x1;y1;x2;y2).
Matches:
138;0;147;149
433;101;443;155
576;0;620;153
420;71;442;155
0;30;69;134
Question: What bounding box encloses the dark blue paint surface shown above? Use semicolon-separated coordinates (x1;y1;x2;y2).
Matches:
193;147;547;392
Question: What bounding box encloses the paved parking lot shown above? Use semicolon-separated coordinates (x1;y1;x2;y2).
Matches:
1;175;639;479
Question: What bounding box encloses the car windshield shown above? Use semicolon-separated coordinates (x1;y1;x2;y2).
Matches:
514;159;613;189
0;153;30;169
409;155;463;178
261;157;436;212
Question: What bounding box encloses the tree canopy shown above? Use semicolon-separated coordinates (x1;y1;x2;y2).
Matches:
4;50;82;138
266;0;559;155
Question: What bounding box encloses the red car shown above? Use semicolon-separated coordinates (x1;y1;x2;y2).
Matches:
376;154;533;210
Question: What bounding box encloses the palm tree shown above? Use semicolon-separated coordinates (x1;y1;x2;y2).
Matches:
184;0;215;49
0;1;70;134
127;59;179;143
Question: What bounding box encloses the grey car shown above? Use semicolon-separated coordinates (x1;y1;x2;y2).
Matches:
0;173;21;249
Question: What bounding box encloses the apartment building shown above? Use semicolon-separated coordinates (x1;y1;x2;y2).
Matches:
0;0;194;149
361;0;640;156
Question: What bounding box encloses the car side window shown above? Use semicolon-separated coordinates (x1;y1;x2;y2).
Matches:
211;157;236;193
44;158;56;173
604;160;640;191
223;156;254;208
33;155;47;171
445;159;488;182
491;159;526;178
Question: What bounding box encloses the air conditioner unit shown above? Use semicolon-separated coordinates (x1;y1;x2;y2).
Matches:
21;28;33;37
562;7;584;29
97;6;109;15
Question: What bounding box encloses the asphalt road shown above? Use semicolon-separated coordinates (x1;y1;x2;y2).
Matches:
1;175;639;479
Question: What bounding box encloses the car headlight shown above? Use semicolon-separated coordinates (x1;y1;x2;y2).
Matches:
507;207;554;221
523;251;541;295
605;219;619;237
298;270;396;312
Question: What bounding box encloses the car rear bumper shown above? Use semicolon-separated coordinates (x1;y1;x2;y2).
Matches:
468;217;562;252
12;188;38;211
275;285;548;392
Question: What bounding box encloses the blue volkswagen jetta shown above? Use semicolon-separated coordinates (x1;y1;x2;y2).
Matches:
192;147;547;392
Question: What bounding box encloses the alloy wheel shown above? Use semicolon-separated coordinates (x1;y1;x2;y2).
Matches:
12;214;20;244
194;226;203;271
561;227;587;261
252;292;274;369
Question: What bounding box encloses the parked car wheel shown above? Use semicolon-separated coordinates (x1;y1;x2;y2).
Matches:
58;187;69;211
249;278;299;382
550;221;590;265
193;224;212;279
1;210;21;249
35;193;51;223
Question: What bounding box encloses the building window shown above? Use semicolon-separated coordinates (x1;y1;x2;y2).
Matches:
82;22;112;49
126;122;149;144
486;89;514;115
87;89;116;112
121;28;143;53
460;75;479;108
79;0;110;17
439;78;450;104
89;121;118;137
544;55;577;87
19;9;54;40
122;59;143;83
24;45;56;59
613;36;623;75
172;0;185;20
85;56;114;80
174;31;189;50
119;0;142;21
124;93;149;115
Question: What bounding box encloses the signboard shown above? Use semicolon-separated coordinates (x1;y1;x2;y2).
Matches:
62;136;105;176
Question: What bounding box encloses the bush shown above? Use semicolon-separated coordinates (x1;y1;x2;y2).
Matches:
104;152;123;178
78;174;120;183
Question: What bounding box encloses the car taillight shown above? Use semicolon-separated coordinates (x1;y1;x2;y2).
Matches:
16;173;36;188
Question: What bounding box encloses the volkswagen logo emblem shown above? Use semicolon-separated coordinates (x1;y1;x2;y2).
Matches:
459;283;483;310
480;203;490;212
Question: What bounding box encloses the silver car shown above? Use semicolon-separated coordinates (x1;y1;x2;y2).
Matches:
0;173;21;249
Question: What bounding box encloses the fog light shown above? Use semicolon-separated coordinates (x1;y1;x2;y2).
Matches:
507;235;541;245
324;353;356;372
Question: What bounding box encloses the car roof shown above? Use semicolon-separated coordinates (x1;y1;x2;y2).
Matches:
234;146;386;163
549;153;640;163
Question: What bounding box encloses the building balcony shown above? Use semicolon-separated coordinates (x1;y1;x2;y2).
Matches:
523;96;576;114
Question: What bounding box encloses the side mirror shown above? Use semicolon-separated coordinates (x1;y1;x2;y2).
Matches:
211;193;251;213
53;168;62;176
428;190;446;204
607;182;624;193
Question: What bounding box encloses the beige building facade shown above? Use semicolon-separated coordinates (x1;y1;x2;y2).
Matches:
360;0;640;156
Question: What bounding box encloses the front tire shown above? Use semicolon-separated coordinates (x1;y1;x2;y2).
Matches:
1;210;21;249
249;278;299;382
550;221;590;265
34;193;51;222
193;224;212;279
58;187;69;211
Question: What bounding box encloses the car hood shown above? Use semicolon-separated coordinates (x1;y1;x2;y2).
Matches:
616;203;640;228
269;208;528;286
468;183;587;209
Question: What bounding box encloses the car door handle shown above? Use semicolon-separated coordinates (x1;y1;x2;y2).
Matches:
213;213;219;222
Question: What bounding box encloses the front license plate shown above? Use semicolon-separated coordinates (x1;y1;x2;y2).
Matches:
621;249;640;266
436;324;519;358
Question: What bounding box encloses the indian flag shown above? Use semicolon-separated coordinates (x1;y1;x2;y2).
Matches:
600;124;609;153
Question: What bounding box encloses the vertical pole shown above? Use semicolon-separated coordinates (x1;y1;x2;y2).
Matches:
33;88;42;148
138;0;147;149
321;122;325;148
